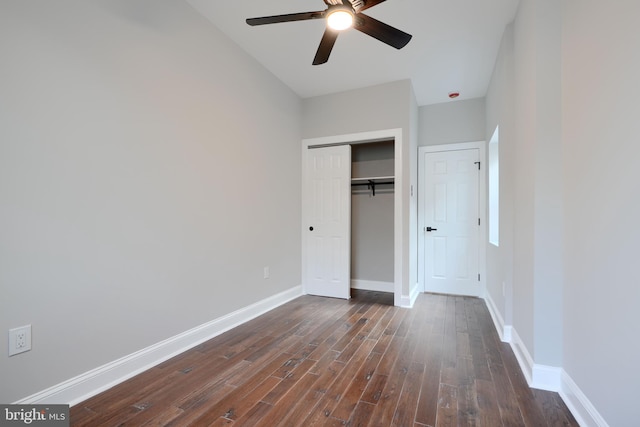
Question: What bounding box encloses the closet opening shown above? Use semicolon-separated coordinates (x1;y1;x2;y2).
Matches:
350;140;395;305
302;128;404;306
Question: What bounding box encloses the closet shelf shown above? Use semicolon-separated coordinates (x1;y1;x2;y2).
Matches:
351;175;394;182
351;176;394;196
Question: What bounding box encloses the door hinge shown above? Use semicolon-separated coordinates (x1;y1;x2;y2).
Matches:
478;218;481;226
478;274;481;281
474;161;481;170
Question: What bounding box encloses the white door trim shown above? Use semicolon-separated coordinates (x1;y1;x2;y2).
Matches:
302;128;404;306
418;141;487;296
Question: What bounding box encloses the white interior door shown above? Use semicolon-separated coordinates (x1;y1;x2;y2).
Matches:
421;148;480;296
305;145;351;299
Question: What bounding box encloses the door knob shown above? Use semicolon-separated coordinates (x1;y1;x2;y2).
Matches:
309;226;314;231
426;227;438;232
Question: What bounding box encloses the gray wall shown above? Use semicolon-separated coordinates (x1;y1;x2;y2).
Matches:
484;0;564;371
418;98;486;147
0;0;302;403
8;1;637;423
302;80;418;300
302;81;412;141
486;0;640;424
485;23;515;331
562;1;640;425
512;0;564;370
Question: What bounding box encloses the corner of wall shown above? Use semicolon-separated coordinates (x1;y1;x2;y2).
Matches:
486;288;610;425
399;282;421;308
508;327;564;393
484;293;563;393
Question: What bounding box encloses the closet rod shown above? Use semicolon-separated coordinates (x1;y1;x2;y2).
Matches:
351;179;394;196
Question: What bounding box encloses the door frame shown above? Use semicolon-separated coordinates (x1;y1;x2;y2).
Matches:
418;141;487;296
302;129;404;306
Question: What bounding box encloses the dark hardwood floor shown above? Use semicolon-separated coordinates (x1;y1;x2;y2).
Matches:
70;290;578;426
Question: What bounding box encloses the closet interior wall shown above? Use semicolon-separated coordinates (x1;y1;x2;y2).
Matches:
351;140;395;293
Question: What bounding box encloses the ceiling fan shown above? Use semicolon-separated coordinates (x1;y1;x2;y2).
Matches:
246;0;412;65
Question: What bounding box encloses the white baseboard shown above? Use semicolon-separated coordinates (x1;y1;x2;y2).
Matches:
560;370;610;427
508;328;534;386
410;283;420;307
483;296;561;392
483;292;510;343
350;279;394;293
398;283;420;308
503;325;512;342
507;328;560;392
532;365;562;392
399;296;411;307
510;338;609;425
15;285;304;406
481;293;609;426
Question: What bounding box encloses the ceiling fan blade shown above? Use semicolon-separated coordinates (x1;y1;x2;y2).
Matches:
246;11;324;26
354;13;412;49
360;0;388;12
313;29;339;65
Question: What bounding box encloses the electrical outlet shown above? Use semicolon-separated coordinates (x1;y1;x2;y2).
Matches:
9;325;32;356
263;266;270;279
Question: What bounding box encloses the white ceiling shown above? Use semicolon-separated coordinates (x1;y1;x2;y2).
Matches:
186;0;519;106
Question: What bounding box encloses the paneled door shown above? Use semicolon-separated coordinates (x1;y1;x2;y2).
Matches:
304;145;351;299
421;148;480;296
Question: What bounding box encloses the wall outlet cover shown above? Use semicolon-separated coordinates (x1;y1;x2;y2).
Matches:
9;325;32;356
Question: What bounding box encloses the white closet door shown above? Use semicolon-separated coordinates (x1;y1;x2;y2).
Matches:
305;145;351;299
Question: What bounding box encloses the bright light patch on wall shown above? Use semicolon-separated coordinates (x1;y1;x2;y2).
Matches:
489;126;500;246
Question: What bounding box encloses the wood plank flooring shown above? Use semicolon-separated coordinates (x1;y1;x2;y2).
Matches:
70;290;578;426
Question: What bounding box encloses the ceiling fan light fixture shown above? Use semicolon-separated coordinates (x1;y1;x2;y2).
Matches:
246;0;412;65
326;8;354;31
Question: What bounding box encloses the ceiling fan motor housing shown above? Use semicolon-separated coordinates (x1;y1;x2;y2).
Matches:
326;0;365;13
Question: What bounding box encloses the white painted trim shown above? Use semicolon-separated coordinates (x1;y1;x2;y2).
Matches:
560;370;611;427
399;283;421;308
508;327;563;392
509;328;534;386
417;141;487;297
419;141;484;153
400;296;411;307
351;279;394;293
532;365;562;392
483;292;510;343
410;283;421;307
503;325;512;343
15;285;303;406
483;298;601;425
302;129;404;307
